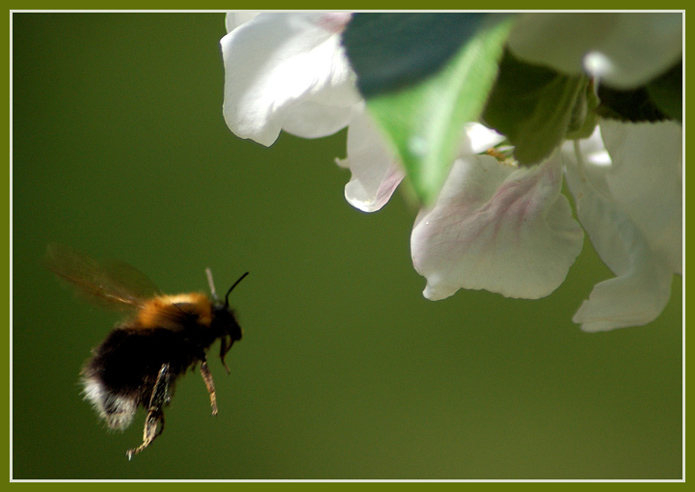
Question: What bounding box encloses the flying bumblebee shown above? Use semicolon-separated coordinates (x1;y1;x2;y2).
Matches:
44;244;248;460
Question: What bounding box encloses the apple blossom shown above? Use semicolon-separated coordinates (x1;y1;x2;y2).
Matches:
220;12;682;331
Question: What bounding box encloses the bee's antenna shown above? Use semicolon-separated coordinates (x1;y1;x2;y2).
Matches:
225;272;249;307
205;268;219;301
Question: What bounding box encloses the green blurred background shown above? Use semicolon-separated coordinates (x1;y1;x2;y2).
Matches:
11;13;682;479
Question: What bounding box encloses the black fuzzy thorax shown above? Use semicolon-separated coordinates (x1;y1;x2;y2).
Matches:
82;300;240;408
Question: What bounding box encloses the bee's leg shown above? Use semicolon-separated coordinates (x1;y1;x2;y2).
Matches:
219;337;233;375
199;358;218;416
126;409;165;461
126;363;171;460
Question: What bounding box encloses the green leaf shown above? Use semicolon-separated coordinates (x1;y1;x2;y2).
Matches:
342;13;497;98
596;85;668;123
482;50;587;165
646;61;682;122
359;16;514;206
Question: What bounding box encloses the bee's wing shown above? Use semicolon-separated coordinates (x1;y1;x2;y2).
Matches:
44;243;161;310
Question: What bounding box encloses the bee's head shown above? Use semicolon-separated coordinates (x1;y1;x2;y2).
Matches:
207;269;248;373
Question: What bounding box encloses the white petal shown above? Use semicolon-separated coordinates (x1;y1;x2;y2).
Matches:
569;196;674;332
600;119;682;274
411;153;583;300
221;12;361;146
280;96;362;139
563;135;676;331
340;112;404;212
458;122;506;155
225;11;260;32
508;13;682;88
341;121;503;213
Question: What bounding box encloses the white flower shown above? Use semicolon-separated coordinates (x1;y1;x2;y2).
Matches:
507;12;682;89
221;11;401;212
563;120;682;331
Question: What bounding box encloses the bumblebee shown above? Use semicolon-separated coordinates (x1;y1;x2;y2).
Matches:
45;244;248;459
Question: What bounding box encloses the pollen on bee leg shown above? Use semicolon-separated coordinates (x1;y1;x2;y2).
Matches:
82;376;136;431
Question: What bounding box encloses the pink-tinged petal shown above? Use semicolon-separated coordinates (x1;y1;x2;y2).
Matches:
221;12;361;146
508;13;682;88
338;112;404;212
411;153;583;300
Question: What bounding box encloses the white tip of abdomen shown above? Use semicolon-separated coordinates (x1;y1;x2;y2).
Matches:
82;376;137;431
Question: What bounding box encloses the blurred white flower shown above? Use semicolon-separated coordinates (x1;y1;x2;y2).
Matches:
507;12;682;89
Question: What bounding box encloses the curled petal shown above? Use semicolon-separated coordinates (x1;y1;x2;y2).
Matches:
221;12;361;146
563;122;682;331
411;153;583;300
339;112;404;212
508;13;682;88
600;120;682;274
339;121;503;213
567;179;674;332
